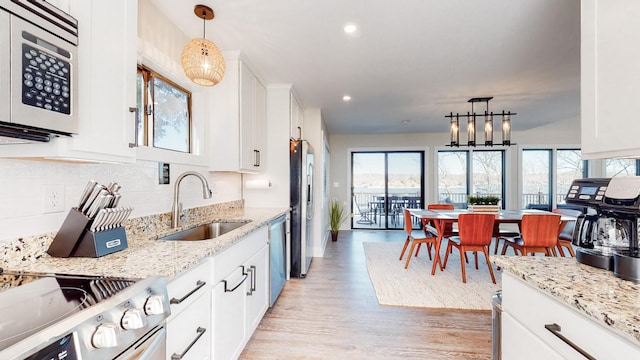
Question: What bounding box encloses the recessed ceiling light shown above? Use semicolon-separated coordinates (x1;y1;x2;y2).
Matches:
402;119;410;124
343;95;352;101
344;24;357;34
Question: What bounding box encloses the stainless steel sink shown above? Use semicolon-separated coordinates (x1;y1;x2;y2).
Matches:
158;221;251;241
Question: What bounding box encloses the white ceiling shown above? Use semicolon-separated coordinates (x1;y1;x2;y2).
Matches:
150;0;581;135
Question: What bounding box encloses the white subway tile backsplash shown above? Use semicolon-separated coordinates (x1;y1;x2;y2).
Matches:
0;158;242;241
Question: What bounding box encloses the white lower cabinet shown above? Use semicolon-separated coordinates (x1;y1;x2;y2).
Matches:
164;226;270;360
166;260;212;360
502;272;640;359
212;266;248;360
244;245;269;335
212;226;269;360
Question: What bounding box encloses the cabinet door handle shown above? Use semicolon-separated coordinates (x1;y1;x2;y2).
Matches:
246;265;257;296
223;266;248;293
170;280;206;305
128;107;138;148
254;150;260;167
297;126;302;140
544;323;595;360
171;327;206;360
250;265;256;293
246;266;254;295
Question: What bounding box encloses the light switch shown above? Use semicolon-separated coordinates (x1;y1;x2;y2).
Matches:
159;163;170;184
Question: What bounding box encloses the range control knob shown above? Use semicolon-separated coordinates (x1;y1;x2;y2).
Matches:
92;323;120;348
121;308;147;330
144;294;166;316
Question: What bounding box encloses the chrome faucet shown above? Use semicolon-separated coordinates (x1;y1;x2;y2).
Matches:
171;171;213;228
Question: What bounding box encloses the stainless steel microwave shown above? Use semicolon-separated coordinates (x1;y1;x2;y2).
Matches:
0;0;78;143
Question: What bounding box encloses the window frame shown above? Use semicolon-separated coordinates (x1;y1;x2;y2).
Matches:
519;147;587;210
136;65;193;153
436;148;507;209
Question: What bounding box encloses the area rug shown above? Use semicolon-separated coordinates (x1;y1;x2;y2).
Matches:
363;242;501;310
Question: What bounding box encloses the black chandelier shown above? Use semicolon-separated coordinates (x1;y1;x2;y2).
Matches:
446;97;515;147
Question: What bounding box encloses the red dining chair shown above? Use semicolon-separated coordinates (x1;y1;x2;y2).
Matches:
416;203;456;258
400;209;437;269
443;213;496;284
500;214;562;256
552;208;581;257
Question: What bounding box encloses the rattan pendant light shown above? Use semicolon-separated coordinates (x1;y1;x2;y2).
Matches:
181;4;225;86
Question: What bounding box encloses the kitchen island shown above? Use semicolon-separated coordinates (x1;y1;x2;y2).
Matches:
492;255;640;359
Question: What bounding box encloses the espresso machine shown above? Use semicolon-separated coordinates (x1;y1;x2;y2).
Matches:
566;177;640;282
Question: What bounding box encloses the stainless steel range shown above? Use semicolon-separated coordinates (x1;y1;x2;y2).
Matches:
0;271;170;359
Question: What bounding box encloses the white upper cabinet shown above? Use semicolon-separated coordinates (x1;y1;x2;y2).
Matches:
290;91;303;140
581;1;640;159
0;0;137;163
210;51;267;173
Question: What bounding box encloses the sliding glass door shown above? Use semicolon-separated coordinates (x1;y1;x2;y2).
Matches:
351;151;424;230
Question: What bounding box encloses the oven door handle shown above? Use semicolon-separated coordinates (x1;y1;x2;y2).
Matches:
128;326;166;360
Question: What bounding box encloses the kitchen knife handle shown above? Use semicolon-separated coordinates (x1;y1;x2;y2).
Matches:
128;107;138;148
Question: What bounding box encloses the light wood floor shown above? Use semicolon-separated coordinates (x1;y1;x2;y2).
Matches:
240;230;493;360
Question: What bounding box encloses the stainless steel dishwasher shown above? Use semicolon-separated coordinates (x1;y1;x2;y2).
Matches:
269;214;288;306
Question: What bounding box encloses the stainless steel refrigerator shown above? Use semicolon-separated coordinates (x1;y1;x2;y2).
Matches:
290;139;314;278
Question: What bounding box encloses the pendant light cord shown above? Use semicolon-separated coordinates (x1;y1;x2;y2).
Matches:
202;9;207;38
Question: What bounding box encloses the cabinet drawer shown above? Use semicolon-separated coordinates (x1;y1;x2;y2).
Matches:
213;227;268;283
502;312;563;360
502;273;640;359
167;259;212;319
166;290;211;360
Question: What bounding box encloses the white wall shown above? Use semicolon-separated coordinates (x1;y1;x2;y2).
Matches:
329;116;582;227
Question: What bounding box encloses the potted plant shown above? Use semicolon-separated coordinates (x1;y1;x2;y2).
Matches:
467;195;501;213
329;198;349;241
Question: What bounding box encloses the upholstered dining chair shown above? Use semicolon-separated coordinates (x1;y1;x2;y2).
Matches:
400;209;437;269
443;213;496;284
500;214;562;256
552;208;582;257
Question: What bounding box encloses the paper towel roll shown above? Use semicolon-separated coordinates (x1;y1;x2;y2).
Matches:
245;179;271;190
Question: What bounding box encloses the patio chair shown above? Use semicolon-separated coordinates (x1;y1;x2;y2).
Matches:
354;198;375;225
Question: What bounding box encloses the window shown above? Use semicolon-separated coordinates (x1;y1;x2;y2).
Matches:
437;149;505;208
351;151;424;230
437;151;468;207
521;148;585;209
557;149;584;204
136;66;192;153
521;150;551;209
605;159;639;176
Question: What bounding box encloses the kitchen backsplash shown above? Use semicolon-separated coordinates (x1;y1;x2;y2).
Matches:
0;158;242;242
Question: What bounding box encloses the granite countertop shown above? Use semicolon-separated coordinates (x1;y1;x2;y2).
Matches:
492;255;640;345
0;206;288;284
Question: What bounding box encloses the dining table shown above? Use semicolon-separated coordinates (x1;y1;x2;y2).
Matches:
408;209;577;275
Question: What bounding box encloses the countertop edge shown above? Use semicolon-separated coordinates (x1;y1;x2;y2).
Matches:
1;207;289;283
492;255;640;346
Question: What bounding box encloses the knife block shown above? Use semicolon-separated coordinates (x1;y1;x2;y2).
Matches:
47;208;128;258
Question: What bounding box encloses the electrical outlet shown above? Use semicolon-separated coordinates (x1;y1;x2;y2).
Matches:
43;184;65;213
